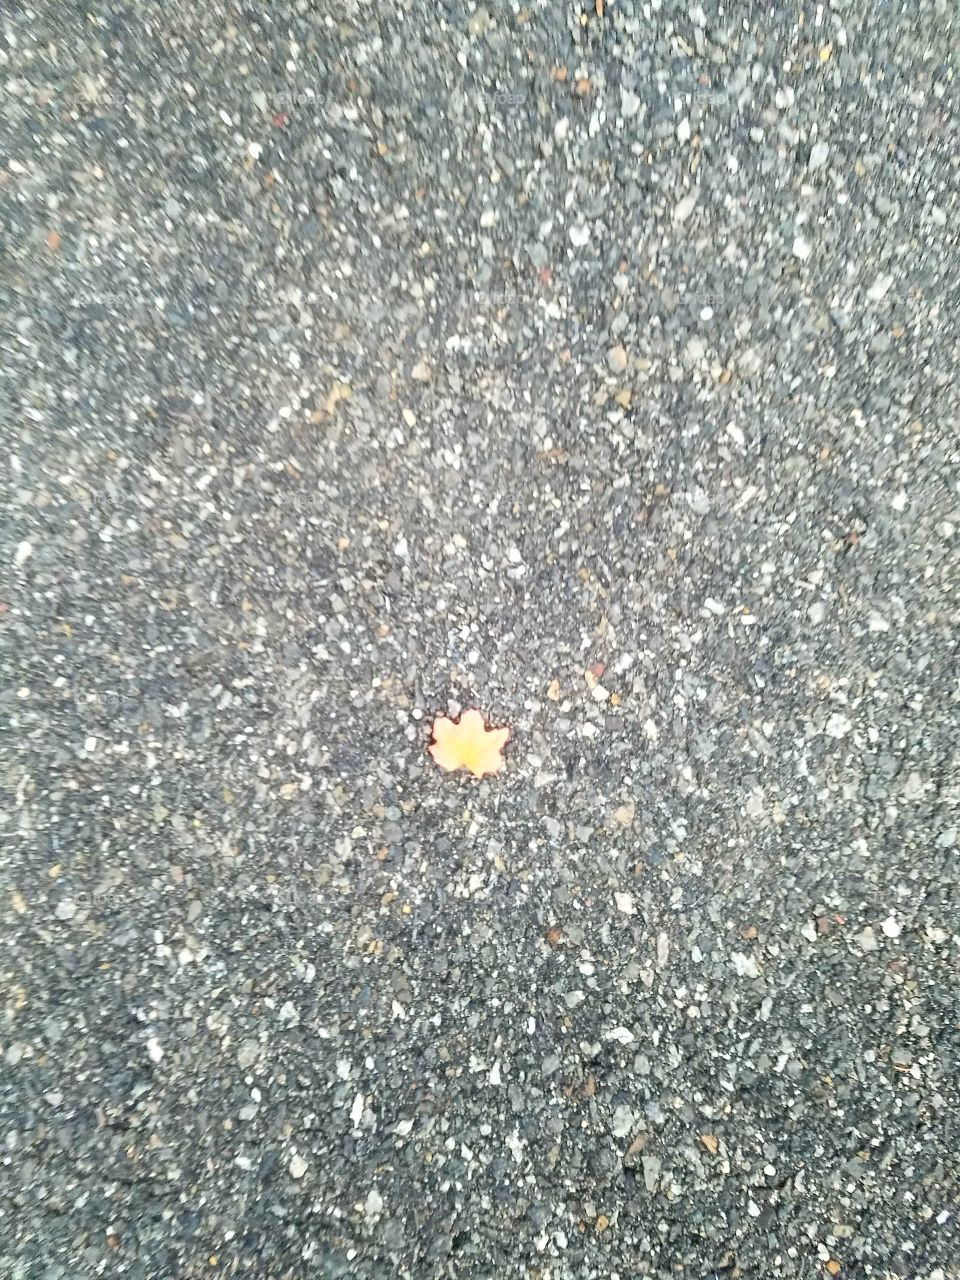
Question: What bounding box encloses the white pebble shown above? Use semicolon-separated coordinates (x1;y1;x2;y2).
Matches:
673;189;699;223
825;712;852;739
614;891;635;916
14;540;33;568
621;90;641;118
365;1189;383;1216
611;1104;635;1137
792;235;812;261
808;140;830;171
881;915;901;939
866;273;894;303
289;1153;308;1179
604;1026;635;1045
146;1037;163;1063
569;223;590;247
731;951;760;979
902;771;925;800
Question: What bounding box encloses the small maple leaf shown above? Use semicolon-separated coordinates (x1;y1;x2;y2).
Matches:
428;709;510;778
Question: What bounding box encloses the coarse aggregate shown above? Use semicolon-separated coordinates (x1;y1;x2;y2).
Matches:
2;1;959;1277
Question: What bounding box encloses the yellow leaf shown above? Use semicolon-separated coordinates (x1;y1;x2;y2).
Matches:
428;709;510;778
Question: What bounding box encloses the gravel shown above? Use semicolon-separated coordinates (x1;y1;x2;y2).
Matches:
3;0;960;1278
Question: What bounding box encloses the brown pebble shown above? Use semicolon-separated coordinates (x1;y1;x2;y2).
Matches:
623;1133;648;1166
607;344;628;374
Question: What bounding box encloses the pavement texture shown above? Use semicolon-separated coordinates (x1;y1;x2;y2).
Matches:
2;1;959;1277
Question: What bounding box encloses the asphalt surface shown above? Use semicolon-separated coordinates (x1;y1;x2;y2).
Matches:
3;1;960;1277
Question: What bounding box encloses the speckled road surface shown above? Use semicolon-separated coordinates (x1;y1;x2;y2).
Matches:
3;2;959;1277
